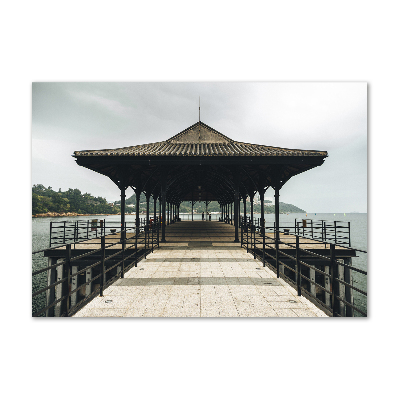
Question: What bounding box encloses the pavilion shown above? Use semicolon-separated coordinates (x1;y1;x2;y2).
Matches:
73;121;328;243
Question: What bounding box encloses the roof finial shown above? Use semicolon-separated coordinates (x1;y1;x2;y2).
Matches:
199;96;201;122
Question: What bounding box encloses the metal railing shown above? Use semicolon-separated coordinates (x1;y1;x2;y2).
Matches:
240;217;367;317
49;218;150;247
32;219;160;317
239;217;351;247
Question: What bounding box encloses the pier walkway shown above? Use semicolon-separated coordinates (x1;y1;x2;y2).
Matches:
73;221;327;317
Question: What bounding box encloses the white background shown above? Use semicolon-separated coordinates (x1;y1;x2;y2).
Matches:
2;1;398;399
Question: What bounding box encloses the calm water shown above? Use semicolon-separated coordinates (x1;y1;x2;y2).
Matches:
32;213;367;316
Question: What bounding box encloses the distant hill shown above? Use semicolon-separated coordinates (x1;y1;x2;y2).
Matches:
116;194;305;214
32;184;120;216
263;201;306;214
32;185;306;217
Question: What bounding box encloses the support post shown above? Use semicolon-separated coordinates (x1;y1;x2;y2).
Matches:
161;178;166;242
330;244;339;316
55;263;63;317
250;193;254;224
243;195;247;225
274;186;281;277
100;235;105;297
159;197;161;224
86;263;92;300
146;193;150;225
260;190;265;234
338;259;346;316
121;226;125;279
135;189;141;235
344;258;354;317
46;257;57;317
71;265;78;309
234;179;240;242
62;244;71;316
121;186;126;243
309;267;316;297
324;265;331;308
167;202;169;225
296;235;301;296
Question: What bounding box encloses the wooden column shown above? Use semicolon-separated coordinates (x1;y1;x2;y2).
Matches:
243;195;247;223
135;189;140;234
146;193;150;225
250;193;254;224
161;179;166;242
167;202;169;225
260;189;265;231
121;185;126;241
234;179;240;242
274;186;280;277
159;197;161;224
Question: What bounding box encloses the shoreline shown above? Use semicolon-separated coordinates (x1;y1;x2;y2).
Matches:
32;212;123;218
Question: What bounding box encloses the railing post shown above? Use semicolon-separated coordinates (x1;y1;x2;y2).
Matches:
311;220;314;239
65;243;71;315
135;225;138;267
74;221;78;242
144;224;147;259
157;220;160;247
348;222;351;247
246;222;249;253
262;223;265;268
296;235;301;296
63;221;66;244
334;221;337;243
152;223;154;253
49;221;53;247
121;229;125;279
276;233;279;278
253;224;256;259
100;235;105;297
344;258;354;317
46;257;57;317
241;219;243;246
330;243;338;316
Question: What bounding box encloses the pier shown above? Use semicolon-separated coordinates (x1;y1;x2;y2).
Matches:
33;217;364;317
72;221;327;317
32;120;367;317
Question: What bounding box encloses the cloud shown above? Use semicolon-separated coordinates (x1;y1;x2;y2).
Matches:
68;89;133;118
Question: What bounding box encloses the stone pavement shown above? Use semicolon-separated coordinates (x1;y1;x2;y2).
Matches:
73;221;327;318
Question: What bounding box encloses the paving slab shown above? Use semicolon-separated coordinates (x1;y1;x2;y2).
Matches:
73;221;328;318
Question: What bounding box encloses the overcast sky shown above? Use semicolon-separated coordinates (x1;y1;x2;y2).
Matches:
32;82;367;212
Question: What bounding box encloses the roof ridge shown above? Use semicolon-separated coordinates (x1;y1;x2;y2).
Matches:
166;121;233;143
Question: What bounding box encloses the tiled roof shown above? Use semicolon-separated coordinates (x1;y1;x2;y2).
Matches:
74;122;327;158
